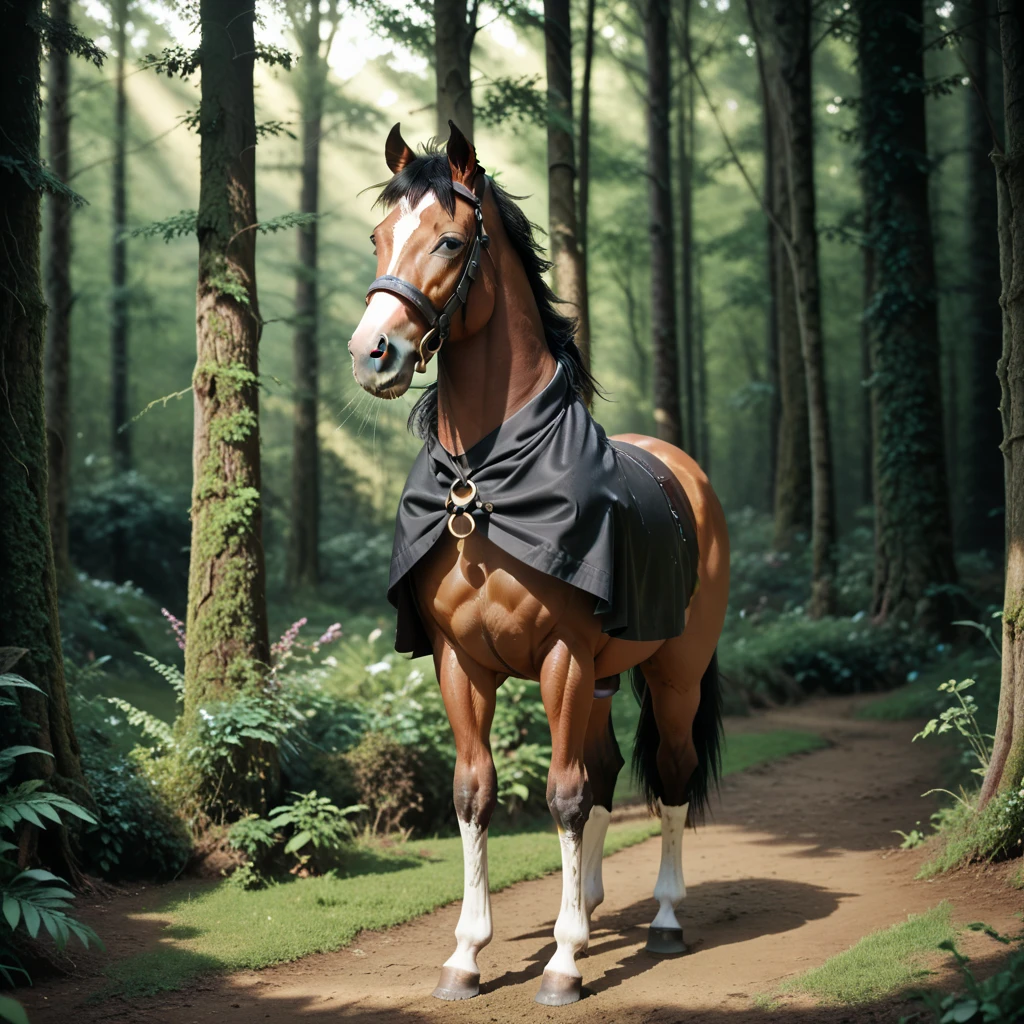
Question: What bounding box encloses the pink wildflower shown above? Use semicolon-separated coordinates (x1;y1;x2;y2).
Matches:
161;607;187;651
271;617;307;661
317;622;343;646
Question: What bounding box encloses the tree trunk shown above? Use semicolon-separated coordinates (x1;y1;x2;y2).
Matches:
858;0;959;630
764;0;837;615
435;0;475;138
761;46;781;509
678;0;696;453
962;0;1005;555
578;0;595;257
696;251;710;470
286;4;325;592
0;0;89;886
110;0;129;475
980;0;1024;807
860;203;875;506
44;0;73;586
544;0;591;369
645;0;682;446
185;0;276;816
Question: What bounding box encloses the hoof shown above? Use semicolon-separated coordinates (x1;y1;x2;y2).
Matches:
432;966;480;1000
645;925;686;956
535;970;582;1006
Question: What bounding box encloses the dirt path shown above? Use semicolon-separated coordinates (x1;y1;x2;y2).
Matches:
21;698;1024;1023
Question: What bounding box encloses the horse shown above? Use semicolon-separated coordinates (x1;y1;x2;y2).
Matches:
347;122;730;1006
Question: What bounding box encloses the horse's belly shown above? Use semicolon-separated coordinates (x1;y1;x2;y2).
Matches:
415;532;595;678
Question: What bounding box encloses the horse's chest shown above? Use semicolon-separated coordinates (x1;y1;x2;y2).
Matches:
414;533;587;676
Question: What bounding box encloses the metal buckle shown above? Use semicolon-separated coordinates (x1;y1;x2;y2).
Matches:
415;326;443;374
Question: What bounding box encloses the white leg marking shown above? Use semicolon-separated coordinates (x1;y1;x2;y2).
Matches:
443;820;492;975
651;801;688;931
544;830;589;979
582;805;611;922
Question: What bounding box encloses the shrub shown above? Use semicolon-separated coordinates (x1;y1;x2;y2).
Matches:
345;732;423;837
320;531;393;601
69;471;190;606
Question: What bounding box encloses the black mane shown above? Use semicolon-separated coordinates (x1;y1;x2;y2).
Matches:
375;148;598;439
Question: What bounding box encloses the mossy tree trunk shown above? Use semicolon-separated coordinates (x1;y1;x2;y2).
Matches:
578;0;596;374
981;0;1024;807
858;0;959;630
185;0;276;815
435;0;476;139
544;0;590;370
44;0;73;586
645;0;682;447
0;0;90;885
285;0;339;593
962;0;1005;555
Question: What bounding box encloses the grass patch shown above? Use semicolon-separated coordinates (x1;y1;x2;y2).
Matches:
103;819;659;998
101;724;827;999
779;902;957;1004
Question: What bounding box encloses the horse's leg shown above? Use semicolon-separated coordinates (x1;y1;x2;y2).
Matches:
638;638;705;956
581;687;623;928
432;640;499;1001
535;641;594;1006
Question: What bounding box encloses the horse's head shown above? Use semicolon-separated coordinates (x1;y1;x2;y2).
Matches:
349;121;497;399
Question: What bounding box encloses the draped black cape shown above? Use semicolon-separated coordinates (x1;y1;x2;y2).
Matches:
387;365;699;657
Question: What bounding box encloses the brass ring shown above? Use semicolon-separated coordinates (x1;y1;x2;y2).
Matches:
447;512;476;538
447;478;477;511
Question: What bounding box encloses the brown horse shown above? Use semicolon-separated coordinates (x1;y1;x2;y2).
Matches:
348;123;730;1006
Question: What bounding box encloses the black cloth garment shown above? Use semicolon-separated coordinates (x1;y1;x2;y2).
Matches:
387;365;700;657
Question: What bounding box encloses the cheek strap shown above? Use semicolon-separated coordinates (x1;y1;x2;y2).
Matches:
365;176;489;373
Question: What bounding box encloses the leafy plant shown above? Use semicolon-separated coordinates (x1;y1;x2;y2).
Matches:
267;791;363;873
910;925;1024;1024
914;679;993;784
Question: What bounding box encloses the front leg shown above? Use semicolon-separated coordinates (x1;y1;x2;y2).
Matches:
432;639;498;1001
536;639;595;1006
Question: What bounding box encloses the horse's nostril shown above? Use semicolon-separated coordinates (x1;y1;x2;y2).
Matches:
369;335;388;359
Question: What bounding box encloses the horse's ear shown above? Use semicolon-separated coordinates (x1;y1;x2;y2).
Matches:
385;123;415;175
445;120;478;184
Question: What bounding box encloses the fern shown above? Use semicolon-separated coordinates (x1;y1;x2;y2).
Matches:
133;652;184;697
0;780;97;831
2;869;101;950
256;212;322;234
105;698;174;748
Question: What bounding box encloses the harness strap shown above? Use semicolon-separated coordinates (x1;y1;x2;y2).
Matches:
365;173;489;373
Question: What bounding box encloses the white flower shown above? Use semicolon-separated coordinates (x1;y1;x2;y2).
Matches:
368;627;383;643
366;660;391;676
323;655;338;668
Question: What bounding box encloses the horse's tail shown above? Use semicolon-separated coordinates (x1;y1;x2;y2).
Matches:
630;649;724;822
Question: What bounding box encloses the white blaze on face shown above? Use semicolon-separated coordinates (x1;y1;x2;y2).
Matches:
388;193;436;275
358;291;407;343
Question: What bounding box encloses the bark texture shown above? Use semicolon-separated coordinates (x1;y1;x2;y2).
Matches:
764;0;836;614
962;0;1005;554
44;0;73;585
645;0;682;446
185;0;276;812
286;0;336;592
981;0;1024;806
858;0;959;630
0;0;89;883
110;0;130;474
678;0;696;454
544;0;590;370
435;0;476;139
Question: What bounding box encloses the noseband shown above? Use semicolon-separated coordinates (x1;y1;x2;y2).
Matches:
365;177;490;374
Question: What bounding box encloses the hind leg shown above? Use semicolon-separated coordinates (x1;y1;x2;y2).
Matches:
581;686;624;928
639;639;705;955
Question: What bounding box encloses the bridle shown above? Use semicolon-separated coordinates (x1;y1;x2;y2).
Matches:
365;176;489;374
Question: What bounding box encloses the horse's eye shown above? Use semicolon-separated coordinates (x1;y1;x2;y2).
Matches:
370;234;377;254
435;237;464;256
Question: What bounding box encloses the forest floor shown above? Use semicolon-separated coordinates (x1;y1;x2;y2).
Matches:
19;696;1024;1024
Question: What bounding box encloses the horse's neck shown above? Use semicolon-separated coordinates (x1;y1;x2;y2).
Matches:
435;246;557;456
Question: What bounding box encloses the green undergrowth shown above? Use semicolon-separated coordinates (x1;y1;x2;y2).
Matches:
100;725;826;999
776;902;957;1005
101;818;658;999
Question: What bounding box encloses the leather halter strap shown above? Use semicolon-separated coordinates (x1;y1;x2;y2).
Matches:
365;176;489;374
